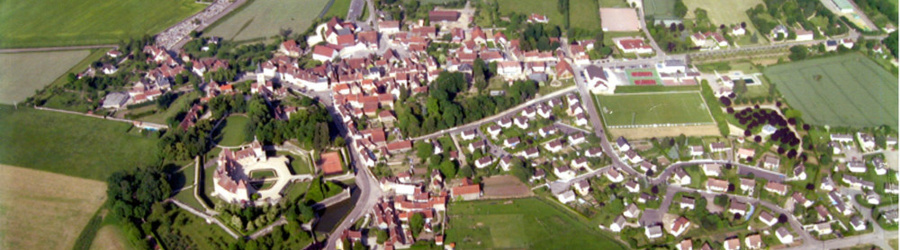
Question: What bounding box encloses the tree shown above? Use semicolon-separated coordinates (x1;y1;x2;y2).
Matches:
416;141;434;160
788;45;808;61
439;160;457;178
410;213;425;239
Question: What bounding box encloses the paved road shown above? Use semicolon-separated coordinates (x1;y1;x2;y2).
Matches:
0;44;116;54
411;86;577;141
649;159;786;186
346;0;367;21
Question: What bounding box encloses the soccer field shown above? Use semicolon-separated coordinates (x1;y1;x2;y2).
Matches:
0;0;204;48
596;92;714;127
765;53;898;128
446;198;625;249
205;0;330;42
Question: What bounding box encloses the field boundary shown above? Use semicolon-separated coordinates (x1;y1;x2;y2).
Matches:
595;92;716;127
606;121;716;129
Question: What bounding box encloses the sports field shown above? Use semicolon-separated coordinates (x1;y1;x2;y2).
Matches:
206;0;330;41
644;0;677;19
446;198;625;249
625;68;663;85
0;106;161;180
596;92;714;126
213;115;251;146
496;0;600;31
0;0;204;48
765;53;898;128
0;164;107;250
0;50;90;104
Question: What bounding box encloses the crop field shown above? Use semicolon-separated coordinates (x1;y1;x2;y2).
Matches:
644;0;677;19
765;53;898;128
0;106;161;180
596;92;714;127
0;0;204;48
0;50;90;104
206;0;330;42
0;164;107;250
496;0;600;31
445;198;625;249
213;115;251;146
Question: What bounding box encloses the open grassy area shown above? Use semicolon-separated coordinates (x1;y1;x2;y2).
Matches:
0;0;204;48
0;164;107;250
596;92;714;126
644;0;677;19
599;0;630;8
139;91;200;124
683;0;763;27
765;53;898;128
206;0;330;42
284;152;313;175
323;0;353;19
0;106;161;180
496;0;599;31
89;225;128;250
213;115;251;146
446;198;625;249
0;50;90;104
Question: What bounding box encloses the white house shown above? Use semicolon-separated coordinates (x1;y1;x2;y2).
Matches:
703;164;722;177
645;225;663;239
776;227;793;244
624;203;641;218
574;179;591;196
556;190;576;204
584;65;615;94
605;168;624;183
474;156;493;169
554;166;576;180
609;215;626;232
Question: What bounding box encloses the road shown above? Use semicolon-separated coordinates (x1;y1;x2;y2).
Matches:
0;44;116;54
410;86;577;141
649;159;786;186
346;0;367;21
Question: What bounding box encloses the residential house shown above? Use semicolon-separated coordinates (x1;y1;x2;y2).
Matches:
670;217;691;237
574;180;591;196
680;197;696;209
737;148;755;161
850;216;866;231
795;28;814;41
554;166;576;180
776;227;793;244
571;157;589;170
586;148;603;158
606;168;624;183
689;146;704;157
451;183;481;201
624;203;641;218
813;222;832;235
707;178;729;192
514;116;529;129
728;201;748;216
793;164;807;180
672;168;692;185
744;234;762;249
710;142;728;152
625;180;640;193
739;178;756;193
762;155;780;169
792;192;813;208
677;239;693;250
531;168;546;181
569;133;586;145
503;137;521;148
858;132;876;150
521;147;540;159
461;129;477;140
765;182;788;196
616;137;631;151
487;125;501;138
830;133;854;143
556;190;576;204
584;65;615;94
610;215;626;232
703;164;722;177
724;238;740;250
544;140;563;153
645;225;664;239
815;205;833;221
499;156;513;171
759;211;778;226
847;160;866;173
625;150;643;163
474;156;493;169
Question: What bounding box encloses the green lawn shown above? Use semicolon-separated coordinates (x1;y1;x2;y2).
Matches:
0;105;160;180
213;115;251;146
596;92;714;126
0;0;204;48
206;0;330;42
0;51;90;104
446;198;625;249
323;0;353;19
599;0;630;8
139;91;200;124
765;53;899;128
284;152;313;175
249;169;276;179
569;0;602;31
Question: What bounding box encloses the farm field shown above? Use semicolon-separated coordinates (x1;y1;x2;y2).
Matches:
323;0;353;19
213;115;251;146
496;0;600;31
765;53;898;128
207;0;330;42
0;106;161;180
445;198;625;249
596;92;714;126
0;50;90;104
0;0;204;48
0;164;107;250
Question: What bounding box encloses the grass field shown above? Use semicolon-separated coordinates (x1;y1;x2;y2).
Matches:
323;0;353;19
445;198;625;249
599;0;630;8
496;0;600;31
596;92;714;126
683;0;763;26
213;115;251;146
89;225;127;250
0;50;90;104
0;164;107;250
206;0;330;42
0;106;161;180
283;152;313;175
0;0;204;48
765;53;898;128
644;0;677;19
139;91;200;124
